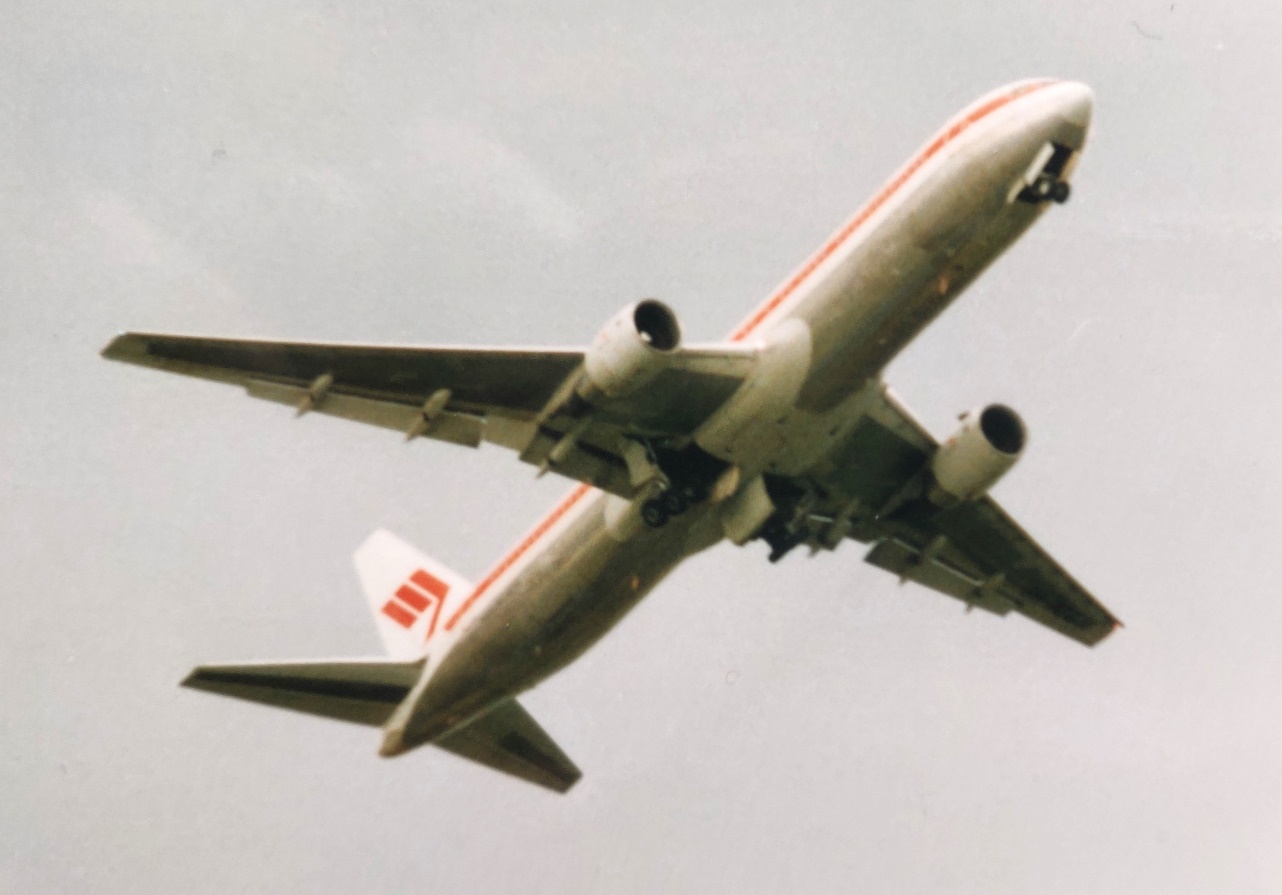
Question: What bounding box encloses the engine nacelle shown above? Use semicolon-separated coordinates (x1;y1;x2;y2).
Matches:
929;404;1026;503
580;299;682;400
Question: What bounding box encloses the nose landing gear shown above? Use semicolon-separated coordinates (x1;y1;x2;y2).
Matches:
1015;141;1075;206
640;483;704;529
627;440;724;530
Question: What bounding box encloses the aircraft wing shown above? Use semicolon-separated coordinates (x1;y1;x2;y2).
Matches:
184;659;580;792
805;385;1120;646
102;332;753;499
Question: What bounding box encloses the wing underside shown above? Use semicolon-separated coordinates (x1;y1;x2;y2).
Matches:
103;332;754;499
803;385;1119;646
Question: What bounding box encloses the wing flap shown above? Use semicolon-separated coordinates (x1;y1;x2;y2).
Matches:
245;378;485;446
930;497;1119;645
861;503;1118;647
865;538;1015;616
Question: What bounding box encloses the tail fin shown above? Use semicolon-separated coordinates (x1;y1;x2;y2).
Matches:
354;529;473;660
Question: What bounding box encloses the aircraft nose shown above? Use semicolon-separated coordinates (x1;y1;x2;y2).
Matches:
1055;81;1093;129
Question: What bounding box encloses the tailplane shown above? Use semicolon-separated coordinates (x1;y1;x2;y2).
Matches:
183;658;421;726
179;530;580;792
182;661;579;792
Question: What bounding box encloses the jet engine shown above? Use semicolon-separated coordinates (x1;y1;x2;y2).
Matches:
580;299;682;400
929;404;1026;503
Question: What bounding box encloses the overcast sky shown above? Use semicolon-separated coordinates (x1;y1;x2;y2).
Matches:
5;1;1282;892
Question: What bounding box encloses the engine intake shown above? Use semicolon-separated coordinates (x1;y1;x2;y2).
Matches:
581;299;682;400
929;404;1026;503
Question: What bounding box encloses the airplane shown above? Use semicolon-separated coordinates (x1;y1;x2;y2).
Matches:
103;78;1119;793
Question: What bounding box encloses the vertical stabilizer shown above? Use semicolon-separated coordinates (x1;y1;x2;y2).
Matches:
354;529;473;660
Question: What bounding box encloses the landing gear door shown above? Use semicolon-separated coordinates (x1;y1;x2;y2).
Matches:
1008;142;1076;205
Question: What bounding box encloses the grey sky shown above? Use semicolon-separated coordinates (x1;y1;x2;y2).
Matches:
5;1;1282;892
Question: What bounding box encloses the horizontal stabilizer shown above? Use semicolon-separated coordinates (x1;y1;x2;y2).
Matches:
183;660;581;792
182;658;422;726
436;698;582;794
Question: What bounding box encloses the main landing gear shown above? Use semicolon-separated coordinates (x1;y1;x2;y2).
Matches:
640;483;704;528
628;441;724;530
756;477;820;562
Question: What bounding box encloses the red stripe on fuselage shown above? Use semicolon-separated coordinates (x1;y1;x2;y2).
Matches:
728;80;1053;342
443;81;1053;634
444;483;593;632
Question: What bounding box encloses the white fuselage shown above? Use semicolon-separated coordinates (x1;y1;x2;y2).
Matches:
382;79;1094;755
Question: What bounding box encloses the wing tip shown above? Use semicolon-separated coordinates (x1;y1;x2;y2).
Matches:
179;665;217;690
548;766;583;794
101;332;156;365
101;332;136;360
1080;617;1123;648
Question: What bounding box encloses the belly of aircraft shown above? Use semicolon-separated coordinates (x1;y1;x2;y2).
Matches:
788;102;1091;414
401;495;722;747
395;84;1094;753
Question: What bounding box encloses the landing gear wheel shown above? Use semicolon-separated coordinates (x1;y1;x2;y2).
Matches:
1050;181;1071;204
682;482;710;505
660;489;690;517
1030;177;1054;201
640;498;669;528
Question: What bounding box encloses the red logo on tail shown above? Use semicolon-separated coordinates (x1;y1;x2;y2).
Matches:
380;569;449;638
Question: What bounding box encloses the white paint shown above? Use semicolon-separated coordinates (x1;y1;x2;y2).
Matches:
694;317;812;471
